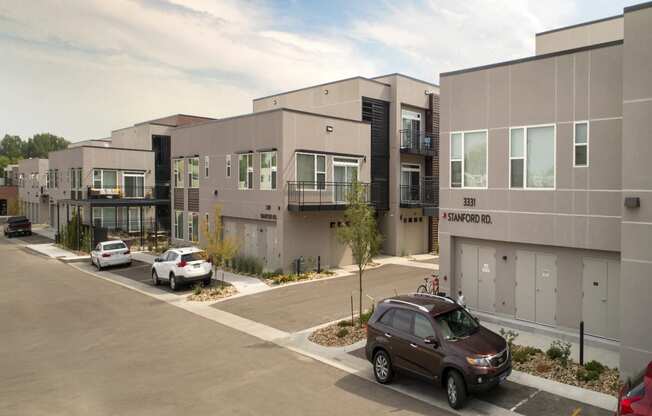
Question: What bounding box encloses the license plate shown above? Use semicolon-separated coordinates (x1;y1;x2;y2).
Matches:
193;264;200;269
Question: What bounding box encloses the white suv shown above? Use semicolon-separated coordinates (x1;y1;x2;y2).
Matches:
151;247;212;291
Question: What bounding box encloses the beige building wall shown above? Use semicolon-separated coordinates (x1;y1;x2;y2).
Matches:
536;16;623;55
17;158;49;224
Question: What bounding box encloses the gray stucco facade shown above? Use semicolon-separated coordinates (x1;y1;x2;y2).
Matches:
438;2;652;378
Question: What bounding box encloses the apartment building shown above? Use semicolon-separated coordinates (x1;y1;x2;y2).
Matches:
17;158;49;224
170;108;370;271
48;114;211;249
253;74;440;257
438;2;652;377
0;164;19;216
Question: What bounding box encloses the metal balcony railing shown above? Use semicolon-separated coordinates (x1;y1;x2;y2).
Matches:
85;185;170;200
287;181;371;211
399;176;439;207
400;130;436;156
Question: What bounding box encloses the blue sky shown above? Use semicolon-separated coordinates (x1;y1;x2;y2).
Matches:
0;0;641;141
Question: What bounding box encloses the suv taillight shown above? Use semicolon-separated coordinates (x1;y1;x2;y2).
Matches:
177;260;187;268
620;394;642;415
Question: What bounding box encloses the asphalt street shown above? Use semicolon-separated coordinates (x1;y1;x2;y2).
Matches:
0;235;452;416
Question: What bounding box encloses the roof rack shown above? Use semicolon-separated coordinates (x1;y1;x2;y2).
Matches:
384;299;429;312
411;293;456;304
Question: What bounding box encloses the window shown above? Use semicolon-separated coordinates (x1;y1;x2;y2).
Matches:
46;171;51;188
123;172;145;198
188;212;199;242
76;168;82;190
93;169;101;188
238;153;254;189
574;122;588;167
205;213;209;232
401;109;421;148
333;157;358;202
435;308;479;340
204;155;210;178
173;159;184;188
226;154;231;177
260;151;277;190
296;153;326;190
450;131;487;188
174;210;183;239
391;309;414;334
379;309;395;326
128;207;140;232
509;125;555;189
92;169;117;190
54;169;59;188
400;164;421;203
188;157;199;188
413;314;436;339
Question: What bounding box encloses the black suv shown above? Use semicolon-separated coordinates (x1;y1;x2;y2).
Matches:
365;294;511;409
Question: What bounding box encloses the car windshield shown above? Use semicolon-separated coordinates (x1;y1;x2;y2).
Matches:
181;252;206;262
435;308;479;340
103;243;126;250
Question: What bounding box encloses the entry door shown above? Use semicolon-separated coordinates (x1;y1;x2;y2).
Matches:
582;258;608;337
128;207;140;232
460;244;479;309
535;254;557;326
334;163;358;203
477;247;496;313
515;251;536;322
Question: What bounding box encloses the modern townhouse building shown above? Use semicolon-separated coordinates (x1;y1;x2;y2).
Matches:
0;164;19;216
170;108;370;271
48;114;211;249
253;74;441;257
169;74;440;272
17;158;49;224
438;2;652;377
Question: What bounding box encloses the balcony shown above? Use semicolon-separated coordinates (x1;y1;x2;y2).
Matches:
400;130;436;156
287;181;372;212
85;185;170;200
399;176;439;215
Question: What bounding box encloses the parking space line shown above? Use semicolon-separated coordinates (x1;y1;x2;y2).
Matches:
509;389;540;412
570;408;582;416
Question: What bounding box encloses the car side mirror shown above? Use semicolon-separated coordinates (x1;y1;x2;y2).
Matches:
424;336;439;348
154;257;161;262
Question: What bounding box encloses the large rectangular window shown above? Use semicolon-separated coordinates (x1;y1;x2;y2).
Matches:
509;125;555;189
92;169;117;189
173;159;184;188
450;131;487;188
574;122;588;167
188;157;199;188
238;153;253;189
123;172;145;198
260;151;277;190
174;210;183;239
188;212;199;242
296;153;326;190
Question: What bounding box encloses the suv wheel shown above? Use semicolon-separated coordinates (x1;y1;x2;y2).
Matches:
152;269;160;286
446;370;467;409
373;350;394;384
169;274;178;291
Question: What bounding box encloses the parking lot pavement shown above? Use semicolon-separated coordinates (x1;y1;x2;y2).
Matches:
213;264;430;333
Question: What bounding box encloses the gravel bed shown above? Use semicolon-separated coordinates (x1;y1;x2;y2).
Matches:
308;321;366;347
187;283;237;302
512;344;620;396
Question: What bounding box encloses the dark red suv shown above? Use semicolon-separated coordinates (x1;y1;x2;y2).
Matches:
365;294;511;409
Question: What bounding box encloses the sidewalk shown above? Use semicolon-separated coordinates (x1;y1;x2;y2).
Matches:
31;225;56;240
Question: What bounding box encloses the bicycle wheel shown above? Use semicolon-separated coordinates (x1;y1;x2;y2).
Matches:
416;284;428;294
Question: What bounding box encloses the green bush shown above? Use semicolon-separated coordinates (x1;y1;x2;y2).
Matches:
336;328;349;338
584;360;606;374
577;368;600;382
359;304;375;325
513;349;532;364
546;340;572;367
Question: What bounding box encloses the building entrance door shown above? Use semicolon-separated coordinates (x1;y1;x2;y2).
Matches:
477;247;496;313
515;251;557;326
460;244;479;309
582;258;620;339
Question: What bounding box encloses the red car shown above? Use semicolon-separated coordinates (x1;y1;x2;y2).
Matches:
618;361;652;415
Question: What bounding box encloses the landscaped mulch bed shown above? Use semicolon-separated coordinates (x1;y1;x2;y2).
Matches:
265;270;336;286
511;344;620;397
308;320;366;347
187;282;237;302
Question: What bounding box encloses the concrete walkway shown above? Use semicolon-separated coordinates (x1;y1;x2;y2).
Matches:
31;224;56;240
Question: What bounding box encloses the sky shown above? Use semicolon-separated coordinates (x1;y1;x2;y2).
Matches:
0;0;641;142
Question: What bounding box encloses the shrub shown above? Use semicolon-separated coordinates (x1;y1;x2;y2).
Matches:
192;284;203;296
546;340;572;367
359;304;375;325
336;328;349;338
337;320;353;327
499;328;519;350
513;349;533;364
577;368;601;383
584;360;606;374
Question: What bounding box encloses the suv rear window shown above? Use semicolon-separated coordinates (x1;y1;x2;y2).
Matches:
104;243;126;250
181;252;206;262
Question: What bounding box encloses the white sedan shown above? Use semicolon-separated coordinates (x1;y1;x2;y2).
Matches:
90;240;132;270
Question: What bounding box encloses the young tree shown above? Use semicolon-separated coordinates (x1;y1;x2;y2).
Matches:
337;180;382;323
201;204;239;285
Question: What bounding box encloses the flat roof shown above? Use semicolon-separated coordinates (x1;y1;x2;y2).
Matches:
173;107;369;131
535;14;622;37
371;72;439;88
440;39;623;78
253;76;391;102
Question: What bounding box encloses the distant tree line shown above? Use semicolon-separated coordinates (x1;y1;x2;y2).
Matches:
0;133;69;170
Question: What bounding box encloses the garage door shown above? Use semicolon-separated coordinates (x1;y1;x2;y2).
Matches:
515;251;557;326
582;258;619;339
460;244;496;313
